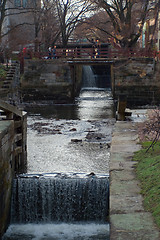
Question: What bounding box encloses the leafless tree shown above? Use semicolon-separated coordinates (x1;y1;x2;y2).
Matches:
40;0;60;49
54;0;95;47
74;10;112;43
140;108;160;152
0;0;7;43
90;0;156;48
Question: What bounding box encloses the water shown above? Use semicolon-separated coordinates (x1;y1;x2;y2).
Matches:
3;223;110;240
11;174;109;223
25;90;115;120
82;66;97;88
4;71;114;239
26;90;115;174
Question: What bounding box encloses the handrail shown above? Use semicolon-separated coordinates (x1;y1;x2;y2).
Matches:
19;47;156;72
27;48;156;59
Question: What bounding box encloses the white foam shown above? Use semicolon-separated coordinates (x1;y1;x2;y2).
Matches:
3;223;109;240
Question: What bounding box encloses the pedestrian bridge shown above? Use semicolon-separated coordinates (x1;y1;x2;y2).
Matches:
21;46;158;106
44;47;155;60
21;42;156;61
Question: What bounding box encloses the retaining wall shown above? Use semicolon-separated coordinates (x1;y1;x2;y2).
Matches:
113;58;160;106
22;58;160;106
22;59;75;103
0;102;27;239
0;121;14;238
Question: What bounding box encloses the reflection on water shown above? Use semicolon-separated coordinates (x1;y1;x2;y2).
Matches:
25;90;115;120
77;89;115;120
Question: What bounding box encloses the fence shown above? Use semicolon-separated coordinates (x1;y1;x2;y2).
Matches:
19;46;156;72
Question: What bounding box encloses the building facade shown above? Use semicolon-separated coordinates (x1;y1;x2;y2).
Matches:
2;0;41;52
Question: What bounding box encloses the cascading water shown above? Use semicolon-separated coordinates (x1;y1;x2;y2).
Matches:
11;173;109;223
82;66;97;88
3;174;110;240
82;65;111;90
3;64;113;240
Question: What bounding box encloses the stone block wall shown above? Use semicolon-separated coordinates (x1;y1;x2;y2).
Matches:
113;58;160;106
0;121;14;238
22;59;74;103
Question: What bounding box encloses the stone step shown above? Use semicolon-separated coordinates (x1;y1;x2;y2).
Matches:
0;89;8;93
6;79;13;83
2;85;11;89
3;80;12;84
7;74;14;77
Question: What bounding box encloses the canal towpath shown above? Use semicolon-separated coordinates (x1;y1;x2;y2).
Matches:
109;110;160;240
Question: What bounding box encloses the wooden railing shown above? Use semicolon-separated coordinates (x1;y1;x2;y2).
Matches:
20;47;156;59
21;47;156;60
0;100;27;174
19;47;156;72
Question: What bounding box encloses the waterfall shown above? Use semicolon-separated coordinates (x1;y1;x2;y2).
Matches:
11;174;109;223
82;66;97;88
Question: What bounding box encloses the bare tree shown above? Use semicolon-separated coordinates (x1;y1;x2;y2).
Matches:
140;108;160;152
54;0;95;47
29;0;59;51
90;0;152;48
74;10;112;43
40;0;60;49
0;0;7;43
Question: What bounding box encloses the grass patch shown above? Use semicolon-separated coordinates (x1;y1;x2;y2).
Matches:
133;142;160;228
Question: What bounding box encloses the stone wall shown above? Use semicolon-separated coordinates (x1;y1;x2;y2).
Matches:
22;59;75;103
0;102;27;239
113;58;160;106
22;58;160;106
0;121;14;238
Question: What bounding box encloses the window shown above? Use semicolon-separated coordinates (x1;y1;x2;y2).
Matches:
14;0;28;8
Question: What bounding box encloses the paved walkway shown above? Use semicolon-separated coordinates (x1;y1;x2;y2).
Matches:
109;116;160;240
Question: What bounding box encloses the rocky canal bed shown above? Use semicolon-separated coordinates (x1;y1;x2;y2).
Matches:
27;116;115;174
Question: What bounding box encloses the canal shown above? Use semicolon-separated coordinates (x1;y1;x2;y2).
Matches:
3;88;115;240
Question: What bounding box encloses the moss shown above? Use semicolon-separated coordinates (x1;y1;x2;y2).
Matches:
133;142;160;228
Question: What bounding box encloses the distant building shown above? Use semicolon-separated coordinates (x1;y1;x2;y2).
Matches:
156;13;160;51
139;1;159;51
2;0;41;51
